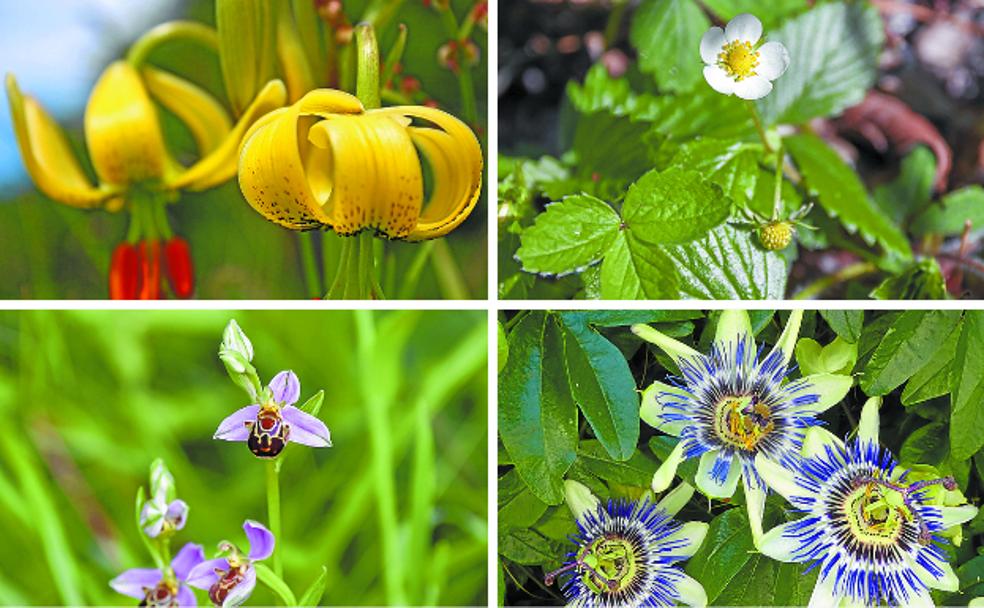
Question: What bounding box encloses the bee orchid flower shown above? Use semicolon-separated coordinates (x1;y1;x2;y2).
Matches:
214;370;331;458
237;88;483;240
545;480;708;607
632;310;854;545
186;520;274;607
6;27;286;299
110;542;205;607
757;397;979;607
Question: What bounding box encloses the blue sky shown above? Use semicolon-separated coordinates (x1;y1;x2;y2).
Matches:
0;0;179;192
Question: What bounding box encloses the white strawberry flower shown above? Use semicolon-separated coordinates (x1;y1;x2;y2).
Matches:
700;13;790;100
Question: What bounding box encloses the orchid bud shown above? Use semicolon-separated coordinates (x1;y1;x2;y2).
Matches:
222;319;254;362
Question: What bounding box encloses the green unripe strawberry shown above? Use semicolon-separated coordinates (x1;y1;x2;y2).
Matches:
758;220;793;250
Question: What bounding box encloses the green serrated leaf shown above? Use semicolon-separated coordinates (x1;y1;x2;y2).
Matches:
498;313;578;505
661;222;789;299
911;185;984;237
559;314;640;461
600;231;678;299
951;311;984;460
757;2;883;125
870;258;947;300
786;134;911;259
298;566;327;607
902;322;961;406
860;310;961;396
623;167;731;245
573;112;659;194
516;195;621;275
819;310;863;343
670;139;762;209
700;0;804;28
630;0;708;92
873;146;936;224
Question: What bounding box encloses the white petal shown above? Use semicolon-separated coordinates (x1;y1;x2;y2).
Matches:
714;310;753;350
652;441;687;493
759;521;805;562
655;481;694;517
675;573;708;608
757;41;790;80
857;396;881;444
744;476;767;548
941;504;978;528
754;454;800;502
641;381;688;436
664;521;709;559
808;572;841;608
796;373;854;414
700;27;726;64
906;588;934;608
734;75;773;100
766;310;803;371
703;64;736;95
802;427;845;459
564;480;599;521
726;13;762;44
906;556;959;592
695;451;741;498
632;324;703;367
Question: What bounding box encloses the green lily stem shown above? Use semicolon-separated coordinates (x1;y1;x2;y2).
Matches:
296;233;321;298
266;461;283;579
126;21;219;68
355;24;381;110
438;6;478;126
794;261;878;299
431;239;469;299
745;100;774;154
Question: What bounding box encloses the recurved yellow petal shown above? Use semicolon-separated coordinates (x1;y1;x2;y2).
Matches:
374;106;482;240
5;73;114;208
84;61;168;186
308;113;423;237
170;79;288;192
142;67;232;158
238;88;363;229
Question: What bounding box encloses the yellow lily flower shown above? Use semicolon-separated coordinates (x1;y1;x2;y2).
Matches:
6;59;286;298
7;61;286;209
237;88;483;240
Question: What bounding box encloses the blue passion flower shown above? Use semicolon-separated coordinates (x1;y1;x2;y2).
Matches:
632;310;853;544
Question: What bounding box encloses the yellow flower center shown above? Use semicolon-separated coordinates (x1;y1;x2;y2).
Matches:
718;40;760;81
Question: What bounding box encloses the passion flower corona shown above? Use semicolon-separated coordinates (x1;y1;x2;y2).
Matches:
758;398;979;607
546;481;708;608
237;88;483;240
632;310;854;544
699;14;789;100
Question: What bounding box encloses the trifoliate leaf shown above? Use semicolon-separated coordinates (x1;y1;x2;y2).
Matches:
630;0;708;93
623;167;731;245
516;195;621;275
757;2;883;125
600;231;678;299
786;134;911;259
670;139;763;209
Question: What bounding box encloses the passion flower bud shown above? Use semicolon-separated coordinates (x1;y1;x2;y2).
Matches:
109;242;140;300
164;236;195;298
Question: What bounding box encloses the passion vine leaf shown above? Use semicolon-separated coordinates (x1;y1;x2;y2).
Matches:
498;469;549;531
859;310;962;397
756;1;883;125
786;134;911;259
498;313;579;504
819;310;863;343
630;0;708;92
515;195;620;275
950;311;984;460
901;324;960;406
683;508;756;603
558;313;640;461
623;167;731;245
576;439;658;487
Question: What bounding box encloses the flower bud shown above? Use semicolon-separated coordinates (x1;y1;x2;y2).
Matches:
215;0;278;117
222;320;254;362
149;458;175;502
564;479;600;521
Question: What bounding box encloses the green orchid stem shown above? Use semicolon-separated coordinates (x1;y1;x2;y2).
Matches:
745;100;774;154
126;21;219;68
794;261;877;300
266;461;283;579
296;233;321;298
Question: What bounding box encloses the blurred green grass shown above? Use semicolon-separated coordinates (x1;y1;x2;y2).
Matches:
0;0;488;299
0;309;488;605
